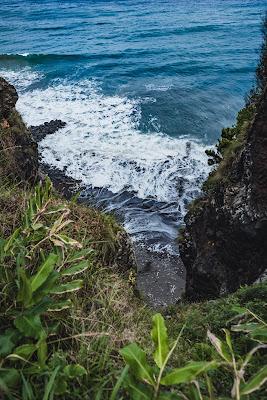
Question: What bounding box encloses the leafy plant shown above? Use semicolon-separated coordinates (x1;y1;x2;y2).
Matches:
118;311;267;399
0;179;92;397
119;314;217;399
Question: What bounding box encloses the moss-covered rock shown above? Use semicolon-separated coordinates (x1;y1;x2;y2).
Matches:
0;77;38;183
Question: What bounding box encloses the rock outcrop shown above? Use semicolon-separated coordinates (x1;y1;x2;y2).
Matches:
0;77;18;121
179;87;267;301
30;119;66;142
0;77;38;183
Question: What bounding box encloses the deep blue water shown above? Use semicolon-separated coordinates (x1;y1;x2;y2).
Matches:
1;0;265;141
0;0;266;255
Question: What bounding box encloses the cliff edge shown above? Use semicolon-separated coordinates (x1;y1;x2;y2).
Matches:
179;87;267;301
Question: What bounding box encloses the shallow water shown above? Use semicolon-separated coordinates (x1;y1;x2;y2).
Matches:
0;0;265;304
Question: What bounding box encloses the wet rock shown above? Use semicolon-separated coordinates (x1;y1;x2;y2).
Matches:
30;119;66;142
180;86;267;301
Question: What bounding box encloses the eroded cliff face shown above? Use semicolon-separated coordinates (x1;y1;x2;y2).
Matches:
0;77;38;183
179;87;267;301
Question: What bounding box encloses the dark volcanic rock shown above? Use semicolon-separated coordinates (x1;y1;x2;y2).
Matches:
0;77;18;120
30;119;66;142
179;87;267;301
0;77;38;183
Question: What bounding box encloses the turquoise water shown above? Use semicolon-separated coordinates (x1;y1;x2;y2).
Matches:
0;0;266;251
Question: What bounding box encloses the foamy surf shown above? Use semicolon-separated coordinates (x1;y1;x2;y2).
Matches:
3;68;211;306
14;77;210;209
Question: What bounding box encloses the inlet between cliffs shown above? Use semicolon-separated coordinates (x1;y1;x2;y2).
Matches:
0;0;265;306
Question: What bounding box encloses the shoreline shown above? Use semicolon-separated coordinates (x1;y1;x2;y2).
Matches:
32;120;186;307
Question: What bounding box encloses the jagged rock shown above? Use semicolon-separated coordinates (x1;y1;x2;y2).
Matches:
0;77;38;183
0;77;18;120
179;87;267;300
30;119;66;142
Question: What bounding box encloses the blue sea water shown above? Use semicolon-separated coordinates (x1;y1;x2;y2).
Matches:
0;0;266;255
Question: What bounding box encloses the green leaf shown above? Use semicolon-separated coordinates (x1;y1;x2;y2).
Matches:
161;361;217;386
32;271;59;303
110;366;129;400
207;330;232;363
61;261;89;276
14;314;43;339
240;365;267;395
37;337;47;368
0;329;17;357
120;343;154;385
67;248;94;263
31;253;58;292
43;366;60;400
250;326;267;343
13;344;36;360
21;373;34;400
50;280;83;294
18;268;32;307
54;234;82;248
54;378;68;395
4;227;21;253
0;368;20;390
32;223;44;231
151;313;169;368
223;329;234;355
231;322;261;333
47;299;73;311
63;364;87;379
124;375;154;399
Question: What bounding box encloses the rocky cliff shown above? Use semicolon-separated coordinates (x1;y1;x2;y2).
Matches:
179;86;267;301
0;77;38;183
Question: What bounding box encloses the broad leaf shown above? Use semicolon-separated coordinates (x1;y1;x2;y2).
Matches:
231;322;261;333
50;280;83;294
0;329;17;357
151;313;169;368
47;299;72;311
18;268;32;307
54;234;82;248
13;344;36;360
61;261;89;276
31;253;58;292
37;337;47;368
32;271;59;303
54;378;68;395
250;326;267;343
124;375;154;399
14;314;43;339
207;331;232;363
0;368;20;389
240;365;267;395
161;361;217;386
63;364;87;378
120;343;154;385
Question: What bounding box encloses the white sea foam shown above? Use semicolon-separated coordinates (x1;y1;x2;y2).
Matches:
6;70;210;214
0;68;42;91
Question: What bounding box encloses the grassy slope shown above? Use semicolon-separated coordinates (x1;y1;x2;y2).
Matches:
0;181;266;399
0;93;266;397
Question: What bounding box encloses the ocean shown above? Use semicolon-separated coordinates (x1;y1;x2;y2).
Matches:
0;0;266;304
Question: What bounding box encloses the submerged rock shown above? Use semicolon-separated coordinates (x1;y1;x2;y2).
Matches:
179;87;267;300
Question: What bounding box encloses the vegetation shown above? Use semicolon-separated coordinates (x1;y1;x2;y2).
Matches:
0;179;151;398
203;12;267;194
119;309;267;399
